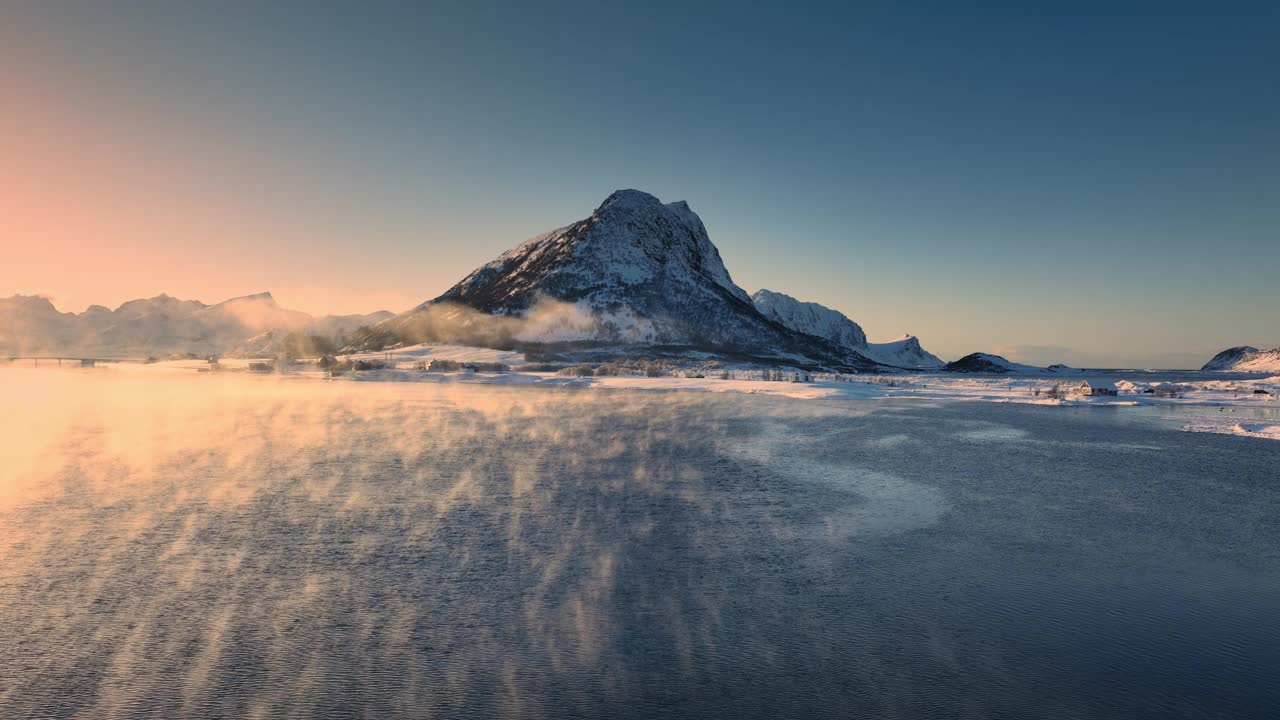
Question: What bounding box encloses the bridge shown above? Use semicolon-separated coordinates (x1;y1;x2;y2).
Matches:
3;356;146;367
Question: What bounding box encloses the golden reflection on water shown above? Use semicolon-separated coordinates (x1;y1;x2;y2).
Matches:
2;367;927;718
0;366;979;720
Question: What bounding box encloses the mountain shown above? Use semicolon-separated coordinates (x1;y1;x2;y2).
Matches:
1202;346;1280;373
939;354;1088;375
944;353;1043;374
865;335;945;369
359;190;880;370
89;293;306;354
310;311;394;338
751;289;867;350
0;295;81;354
0;292;390;357
750;289;943;368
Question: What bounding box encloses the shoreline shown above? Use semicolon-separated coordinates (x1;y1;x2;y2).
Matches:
6;359;1278;441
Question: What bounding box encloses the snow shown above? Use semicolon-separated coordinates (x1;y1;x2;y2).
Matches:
1235;355;1280;373
864;335;944;369
1202;346;1280;373
434;189;750;313
1180;417;1280;441
329;369;1280;442
752;289;868;350
302;369;1276;421
750;289;945;369
17;357;1280;442
1236;422;1280;439
346;343;527;366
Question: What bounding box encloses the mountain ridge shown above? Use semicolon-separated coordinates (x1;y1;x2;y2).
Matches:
0;292;391;357
749;289;944;368
357;190;881;371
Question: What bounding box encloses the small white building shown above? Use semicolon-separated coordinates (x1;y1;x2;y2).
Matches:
1077;380;1118;396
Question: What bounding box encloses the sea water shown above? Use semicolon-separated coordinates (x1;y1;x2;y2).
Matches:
2;369;1277;718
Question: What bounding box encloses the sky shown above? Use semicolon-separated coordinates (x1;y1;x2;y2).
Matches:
2;1;1276;368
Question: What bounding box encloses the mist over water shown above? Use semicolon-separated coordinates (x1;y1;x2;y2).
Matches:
2;369;1279;718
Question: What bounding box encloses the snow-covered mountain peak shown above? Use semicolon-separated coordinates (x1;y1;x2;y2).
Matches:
750;289;795;305
357;192;878;370
882;334;923;352
430;189;751;314
594;188;664;213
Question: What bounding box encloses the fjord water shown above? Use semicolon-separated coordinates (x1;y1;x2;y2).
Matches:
2;370;1278;719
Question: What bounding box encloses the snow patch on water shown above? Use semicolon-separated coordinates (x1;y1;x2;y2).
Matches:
1182;417;1280;441
724;418;949;539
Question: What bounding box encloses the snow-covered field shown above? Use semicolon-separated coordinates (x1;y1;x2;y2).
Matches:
13;348;1280;441
344;366;1280;440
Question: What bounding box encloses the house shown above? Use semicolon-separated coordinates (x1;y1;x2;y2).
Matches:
1077;380;1118;396
462;363;479;374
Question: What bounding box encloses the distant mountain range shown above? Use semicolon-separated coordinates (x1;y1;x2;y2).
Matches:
0;292;390;358
11;189;1255;374
1201;346;1280;373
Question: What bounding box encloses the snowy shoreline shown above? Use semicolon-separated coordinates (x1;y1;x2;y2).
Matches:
8;350;1279;441
339;369;1280;442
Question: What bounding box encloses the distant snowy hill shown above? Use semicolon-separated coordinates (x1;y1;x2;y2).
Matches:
750;289;943;368
358;190;880;371
0;292;390;357
943;353;1052;374
0;295;81;353
1202;346;1280;373
309;311;394;338
865;335;945;369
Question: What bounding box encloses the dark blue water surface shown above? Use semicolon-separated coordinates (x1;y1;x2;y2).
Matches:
1;372;1278;719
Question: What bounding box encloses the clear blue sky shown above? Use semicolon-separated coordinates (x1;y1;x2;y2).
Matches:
3;1;1276;367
